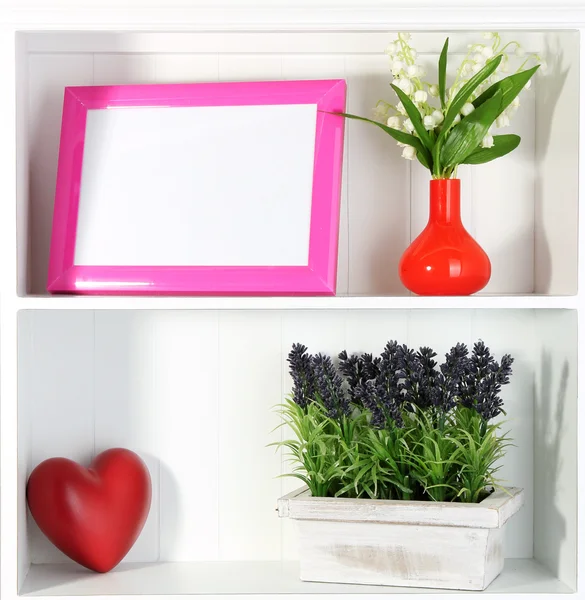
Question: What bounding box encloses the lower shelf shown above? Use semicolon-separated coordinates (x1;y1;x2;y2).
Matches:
21;559;573;597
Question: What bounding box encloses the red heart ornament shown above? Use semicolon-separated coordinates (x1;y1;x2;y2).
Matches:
27;448;151;573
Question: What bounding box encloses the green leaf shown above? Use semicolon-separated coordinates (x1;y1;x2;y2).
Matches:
336;112;432;170
438;37;449;110
440;89;503;167
390;83;434;152
462;134;521;165
473;65;540;117
432;141;443;178
441;54;503;137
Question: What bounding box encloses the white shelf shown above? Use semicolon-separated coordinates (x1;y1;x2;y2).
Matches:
1;15;582;600
14;294;580;311
20;559;573;597
4;1;585;30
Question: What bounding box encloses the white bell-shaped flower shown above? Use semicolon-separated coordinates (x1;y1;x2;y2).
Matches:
481;134;495;148
398;33;411;41
423;115;436;130
403;118;415;133
396;101;407;115
461;103;475;116
387;115;402;128
496;114;511;128
428;84;439;97
407;65;419;78
414;90;428;104
397;77;414;95
432;109;444;124
402;145;417;160
385;42;398;56
452;114;462;125
391;60;405;75
482;46;495;58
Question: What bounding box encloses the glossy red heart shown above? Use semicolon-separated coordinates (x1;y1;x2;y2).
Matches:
27;448;151;573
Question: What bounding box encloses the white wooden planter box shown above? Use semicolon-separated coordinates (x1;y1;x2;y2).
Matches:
278;486;524;591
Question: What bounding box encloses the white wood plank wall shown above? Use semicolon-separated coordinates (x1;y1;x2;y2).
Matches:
23;31;543;296
18;308;576;566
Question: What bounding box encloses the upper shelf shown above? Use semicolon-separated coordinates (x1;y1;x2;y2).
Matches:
12;29;582;299
14;294;580;311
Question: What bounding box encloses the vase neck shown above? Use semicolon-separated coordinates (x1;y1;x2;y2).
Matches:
429;179;461;225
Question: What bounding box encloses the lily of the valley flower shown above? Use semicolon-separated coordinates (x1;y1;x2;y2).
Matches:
397;78;414;95
461;103;475;116
423;115;436;130
407;64;424;78
402;145;417;160
391;60;405;75
370;31;541;171
432;109;444;124
414;90;428;104
404;118;415;133
387;115;402;128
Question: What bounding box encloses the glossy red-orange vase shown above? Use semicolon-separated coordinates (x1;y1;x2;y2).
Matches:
399;179;491;296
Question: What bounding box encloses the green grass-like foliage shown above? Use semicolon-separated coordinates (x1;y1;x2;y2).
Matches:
272;340;514;503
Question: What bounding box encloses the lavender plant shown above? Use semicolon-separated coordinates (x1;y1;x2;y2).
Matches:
274;340;514;502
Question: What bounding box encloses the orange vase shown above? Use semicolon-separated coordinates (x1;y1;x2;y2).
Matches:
399;178;491;296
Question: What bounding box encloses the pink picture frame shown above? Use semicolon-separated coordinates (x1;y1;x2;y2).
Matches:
47;79;346;296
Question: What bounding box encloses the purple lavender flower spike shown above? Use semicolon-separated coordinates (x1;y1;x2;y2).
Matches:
287;343;315;408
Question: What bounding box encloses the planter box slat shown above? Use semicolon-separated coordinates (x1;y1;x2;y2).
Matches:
278;486;524;528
